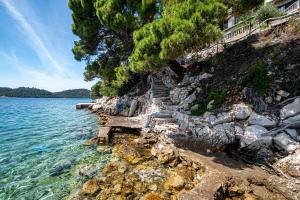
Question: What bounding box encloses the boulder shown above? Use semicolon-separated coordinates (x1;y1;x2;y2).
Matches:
193;123;236;150
248;112;277;128
81;178;100;195
273;133;299;153
151;143;179;165
266;175;300;200
164;175;185;191
49;160;73;176
231;103;252;120
129;99;138;117
170;88;190;105
240;125;268;148
91;104;102;112
179;73;213;87
283;114;300;128
212;112;234;126
180;92;196;110
285;129;299;142
280;98;300;119
240;136;273;162
78;164;99;178
275;149;300;177
277;90;290;98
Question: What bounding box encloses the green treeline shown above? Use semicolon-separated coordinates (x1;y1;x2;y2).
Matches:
0;87;91;98
69;0;264;97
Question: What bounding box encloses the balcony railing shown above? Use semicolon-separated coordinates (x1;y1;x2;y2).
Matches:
285;0;300;14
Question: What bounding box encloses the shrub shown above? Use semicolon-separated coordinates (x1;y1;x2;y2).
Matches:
209;88;227;109
240;60;269;95
191;88;227;116
255;4;284;22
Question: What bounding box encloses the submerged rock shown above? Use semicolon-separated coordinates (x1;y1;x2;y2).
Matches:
49;160;73;176
78;164;99;178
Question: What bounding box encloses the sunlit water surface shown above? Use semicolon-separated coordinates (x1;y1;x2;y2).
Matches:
0;98;110;200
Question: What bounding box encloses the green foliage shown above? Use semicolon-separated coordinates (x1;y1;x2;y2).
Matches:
208;88;227;109
69;0;233;96
259;22;269;30
255;3;284;22
191;101;208;116
130;0;227;72
53;89;90;98
0;87;90;98
191;88;227;116
231;0;264;14
91;82;101;98
240;60;269;95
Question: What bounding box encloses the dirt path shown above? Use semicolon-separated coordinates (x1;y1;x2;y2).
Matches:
177;149;288;200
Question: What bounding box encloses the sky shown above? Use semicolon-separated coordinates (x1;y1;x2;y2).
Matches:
0;0;94;92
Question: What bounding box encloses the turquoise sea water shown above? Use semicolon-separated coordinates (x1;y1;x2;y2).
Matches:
0;98;110;200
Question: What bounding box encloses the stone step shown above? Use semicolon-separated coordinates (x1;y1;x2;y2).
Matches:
152;88;169;91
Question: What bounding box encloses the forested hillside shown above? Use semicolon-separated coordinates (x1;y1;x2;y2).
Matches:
0;87;90;98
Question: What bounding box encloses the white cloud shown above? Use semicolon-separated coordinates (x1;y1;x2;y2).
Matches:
0;0;65;74
0;0;94;92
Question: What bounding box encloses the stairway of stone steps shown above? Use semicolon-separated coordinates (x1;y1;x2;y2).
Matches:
151;76;170;98
147;76;185;136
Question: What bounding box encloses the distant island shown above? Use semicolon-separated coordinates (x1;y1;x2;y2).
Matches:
0;87;91;98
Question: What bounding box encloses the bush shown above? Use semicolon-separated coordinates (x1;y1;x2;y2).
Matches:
209;88;227;109
240;60;269;95
255;4;284;22
191;88;227;116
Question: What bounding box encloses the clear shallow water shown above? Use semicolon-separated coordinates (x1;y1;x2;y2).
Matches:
0;98;110;200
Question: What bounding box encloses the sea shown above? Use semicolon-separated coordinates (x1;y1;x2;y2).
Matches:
0;98;110;200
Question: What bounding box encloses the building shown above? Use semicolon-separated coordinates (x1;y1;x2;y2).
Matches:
223;0;300;31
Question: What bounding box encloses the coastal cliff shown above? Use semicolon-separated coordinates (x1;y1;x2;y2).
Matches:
71;21;300;200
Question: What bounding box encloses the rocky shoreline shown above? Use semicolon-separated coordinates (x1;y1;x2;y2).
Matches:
71;26;300;200
71;80;299;199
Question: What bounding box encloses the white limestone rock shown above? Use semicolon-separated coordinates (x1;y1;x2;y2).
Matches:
285;129;299;142
275;149;300;177
283;114;300;128
231;103;252;120
192;123;236;150
248;112;277;127
212;112;234;126
280;98;300;119
180;92;196;110
129;99;138;117
240;125;268;148
273;132;299;153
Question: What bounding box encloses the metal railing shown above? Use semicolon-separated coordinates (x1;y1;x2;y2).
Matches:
182;11;300;63
285;0;300;14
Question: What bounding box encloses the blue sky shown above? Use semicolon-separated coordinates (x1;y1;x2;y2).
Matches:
0;0;94;92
